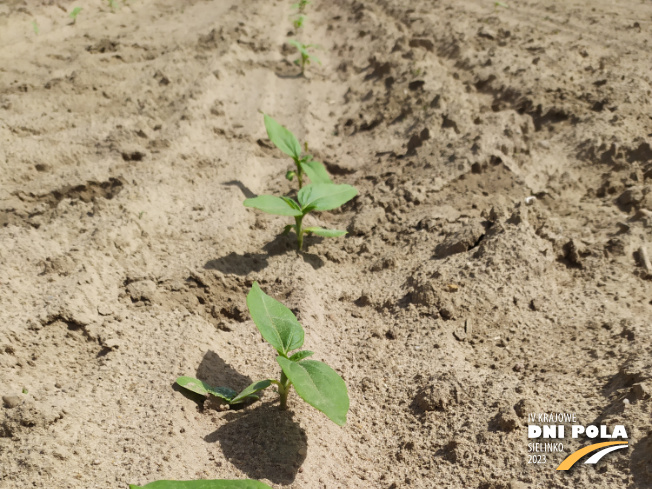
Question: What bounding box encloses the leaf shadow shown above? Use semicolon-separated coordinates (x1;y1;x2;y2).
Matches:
205;401;307;484
631;432;652;488
223;180;256;199
196;350;253;392
204;234;325;275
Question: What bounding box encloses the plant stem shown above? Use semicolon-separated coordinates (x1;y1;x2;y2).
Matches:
296;162;303;189
295;215;304;250
278;371;291;410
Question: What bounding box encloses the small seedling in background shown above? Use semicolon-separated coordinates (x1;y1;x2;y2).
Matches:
22;388;28;394
32;20;39;35
494;1;509;8
292;15;305;31
176;376;271;407
289;39;320;75
263;114;331;189
69;7;82;23
291;0;310;14
108;0;118;10
244;182;357;250
130;480;272;488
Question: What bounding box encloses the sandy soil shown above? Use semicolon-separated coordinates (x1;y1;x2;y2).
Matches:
1;0;651;488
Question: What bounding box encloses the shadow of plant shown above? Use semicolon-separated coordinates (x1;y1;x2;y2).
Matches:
204;234;324;275
197;350;253;392
205;402;307;484
631;431;652;488
223;180;256;199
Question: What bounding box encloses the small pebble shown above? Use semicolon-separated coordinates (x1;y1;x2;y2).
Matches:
2;395;21;408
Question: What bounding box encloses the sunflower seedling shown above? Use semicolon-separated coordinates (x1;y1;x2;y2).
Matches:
244;183;357;250
263;114;331;189
175;284;349;425
291;0;310;14
176;376;271;408
292;15;305;31
247;283;349;424
289;39;320;74
130;480;272;489
69;7;82;23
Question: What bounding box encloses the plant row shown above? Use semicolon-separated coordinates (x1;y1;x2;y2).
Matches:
131;1;358;487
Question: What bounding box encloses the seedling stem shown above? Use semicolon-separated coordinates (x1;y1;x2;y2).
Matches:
296;161;304;188
278;371;290;409
294;215;305;250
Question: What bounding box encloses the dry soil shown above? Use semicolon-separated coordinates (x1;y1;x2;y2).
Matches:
1;0;651;488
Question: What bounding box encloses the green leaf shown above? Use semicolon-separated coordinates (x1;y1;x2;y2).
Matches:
243;195;303;217
129;480;273;489
263;114;301;160
289;350;314;362
303;227;347;237
300;160;331;184
247;282;304;356
176;377;236;401
289;41;321;65
229;380;272;404
285;170;296;181
289;39;303;52
282;224;294;236
280;196;302;212
276;357;349;426
289;40;311;56
298;183;358;212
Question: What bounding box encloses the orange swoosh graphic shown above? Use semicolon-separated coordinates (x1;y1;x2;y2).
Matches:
556;441;628;470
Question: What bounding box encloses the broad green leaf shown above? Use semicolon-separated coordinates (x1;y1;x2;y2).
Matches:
289;39;304;53
276;357;349;426
289;40;312;56
263;114;301;160
243;195;303;217
229;380;272;404
280;196;302;212
298;183;358;212
301;160;332;184
129;480;272;489
247;282;304;356
176;377;236;401
304;227;347;238
289;350;314;362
